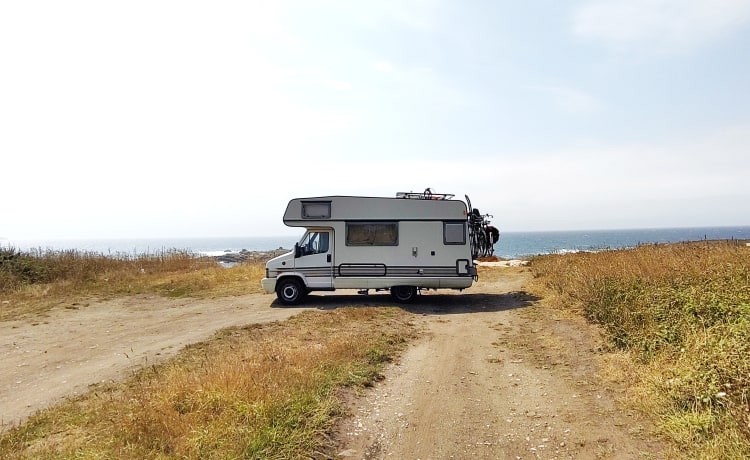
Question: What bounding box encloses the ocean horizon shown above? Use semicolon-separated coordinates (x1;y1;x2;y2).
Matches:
3;226;749;260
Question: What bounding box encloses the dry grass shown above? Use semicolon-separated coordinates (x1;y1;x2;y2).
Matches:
1;247;419;458
0;307;415;459
0;247;266;321
529;240;750;459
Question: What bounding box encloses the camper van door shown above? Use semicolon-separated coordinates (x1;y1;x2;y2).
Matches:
295;229;334;289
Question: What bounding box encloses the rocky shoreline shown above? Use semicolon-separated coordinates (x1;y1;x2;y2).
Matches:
212;248;290;264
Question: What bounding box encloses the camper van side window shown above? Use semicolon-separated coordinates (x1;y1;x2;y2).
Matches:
346;222;398;246
302;201;331;219
444;222;467;245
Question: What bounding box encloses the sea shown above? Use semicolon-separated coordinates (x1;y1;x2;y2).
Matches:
3;226;749;260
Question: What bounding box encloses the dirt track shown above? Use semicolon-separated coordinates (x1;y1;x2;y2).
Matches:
336;269;664;458
0;294;310;428
1;268;664;457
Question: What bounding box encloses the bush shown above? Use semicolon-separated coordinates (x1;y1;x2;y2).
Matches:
0;247;51;290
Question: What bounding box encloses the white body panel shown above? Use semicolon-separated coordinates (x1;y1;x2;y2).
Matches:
262;195;476;297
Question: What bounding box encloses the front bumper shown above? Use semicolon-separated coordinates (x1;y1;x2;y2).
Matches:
261;278;277;294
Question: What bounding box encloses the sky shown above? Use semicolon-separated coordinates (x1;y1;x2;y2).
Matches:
2;0;749;240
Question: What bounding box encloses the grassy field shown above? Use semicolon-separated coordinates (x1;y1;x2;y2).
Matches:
0;247;420;458
0;247;265;321
529;240;750;459
0;249;524;459
4;243;749;458
0;307;415;459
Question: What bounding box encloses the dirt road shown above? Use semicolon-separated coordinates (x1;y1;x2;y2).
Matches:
1;268;664;457
336;269;664;459
0;294;310;428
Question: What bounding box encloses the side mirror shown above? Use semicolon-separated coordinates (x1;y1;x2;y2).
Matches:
294;243;301;258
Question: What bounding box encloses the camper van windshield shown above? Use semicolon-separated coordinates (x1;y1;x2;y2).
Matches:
299;231;329;256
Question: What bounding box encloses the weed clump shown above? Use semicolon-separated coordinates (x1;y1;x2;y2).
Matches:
0;247;52;287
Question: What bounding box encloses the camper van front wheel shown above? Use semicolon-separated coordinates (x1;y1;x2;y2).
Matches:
391;285;418;303
276;278;306;305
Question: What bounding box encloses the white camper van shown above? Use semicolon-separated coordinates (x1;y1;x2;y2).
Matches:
262;191;477;305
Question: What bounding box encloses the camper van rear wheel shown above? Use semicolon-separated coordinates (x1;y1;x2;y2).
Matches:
391;285;417;303
276;278;305;305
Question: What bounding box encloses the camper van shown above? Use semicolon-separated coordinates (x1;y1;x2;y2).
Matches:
261;191;477;305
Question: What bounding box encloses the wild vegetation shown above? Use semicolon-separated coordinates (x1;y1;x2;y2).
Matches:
4;242;749;458
0;247;416;458
529;240;750;459
0;307;414;459
0;247;264;321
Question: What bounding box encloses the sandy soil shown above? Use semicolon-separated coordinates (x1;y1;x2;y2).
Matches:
336;269;665;459
0;294;310;428
1;268;664;458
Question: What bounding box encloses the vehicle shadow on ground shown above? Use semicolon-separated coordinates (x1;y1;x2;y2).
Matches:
270;291;539;314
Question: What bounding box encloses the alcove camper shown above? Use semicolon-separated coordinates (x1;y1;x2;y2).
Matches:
262;191;477;305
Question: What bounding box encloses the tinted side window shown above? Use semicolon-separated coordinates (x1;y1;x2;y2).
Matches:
302;201;331;219
444;222;466;244
346;222;398;246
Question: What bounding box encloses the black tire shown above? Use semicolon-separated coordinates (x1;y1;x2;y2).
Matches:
276;278;306;305
477;231;488;258
470;229;480;260
391;285;418;303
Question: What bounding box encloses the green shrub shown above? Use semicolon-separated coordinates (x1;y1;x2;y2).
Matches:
0;247;51;290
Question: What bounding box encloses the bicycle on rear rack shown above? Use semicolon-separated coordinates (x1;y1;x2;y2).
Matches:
465;195;498;259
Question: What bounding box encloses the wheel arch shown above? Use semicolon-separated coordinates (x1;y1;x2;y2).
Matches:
276;272;308;289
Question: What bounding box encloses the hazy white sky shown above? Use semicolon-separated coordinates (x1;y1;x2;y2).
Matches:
2;0;749;239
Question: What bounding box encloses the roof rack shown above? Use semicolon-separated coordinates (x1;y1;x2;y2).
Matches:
396;188;455;200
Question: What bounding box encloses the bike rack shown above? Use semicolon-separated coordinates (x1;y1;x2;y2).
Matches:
397;189;497;259
396;188;455;200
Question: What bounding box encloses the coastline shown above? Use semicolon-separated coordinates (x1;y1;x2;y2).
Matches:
5;225;750;261
213;248;290;264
